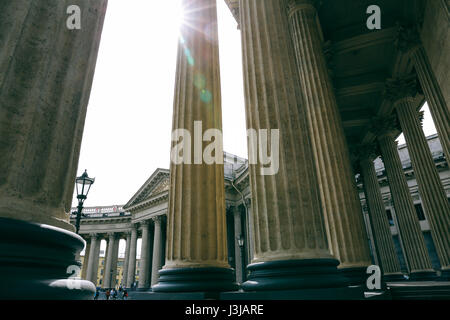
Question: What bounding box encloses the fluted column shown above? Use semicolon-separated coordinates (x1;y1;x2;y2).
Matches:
233;206;244;284
110;235;120;289
239;0;346;291
103;233;117;289
387;76;450;275
152;0;237;293
356;145;403;279
373;116;435;279
138;221;152;290
0;0;107;299
121;231;131;288
151;216;164;287
126;225;138;288
287;0;372;281
86;234;99;283
396;25;450;163
81;236;91;280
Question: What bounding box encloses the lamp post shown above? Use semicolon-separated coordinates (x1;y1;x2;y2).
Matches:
237;234;245;282
75;170;95;234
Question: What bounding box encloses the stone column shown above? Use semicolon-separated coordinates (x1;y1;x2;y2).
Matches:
81;236;92;280
233;206;244;284
152;0;237;293
151;216;164;287
121;231;131;288
287;0;372;283
110;235;120;289
126;225;138;289
356;144;403;280
245;198;254;264
373;116;435;279
386;76;450;276
86;234;99;283
138;221;152;290
396;25;450;163
103;233;117;289
0;0;107;299
239;0;346;291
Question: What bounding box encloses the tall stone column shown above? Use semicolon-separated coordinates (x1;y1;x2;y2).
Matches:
373;116;435;279
122;231;131;288
355;144;403;280
0;0;107;299
103;233;117;289
86;234;99;283
396;25;450;163
287;0;372;283
110;235;120;289
233;206;244;284
386;76;450;276
152;0;237;293
238;0;347;291
138;221;152;290
80;236;91;279
151;216;164;287
126;225;138;289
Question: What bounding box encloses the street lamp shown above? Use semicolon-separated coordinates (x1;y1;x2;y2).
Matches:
237;234;245;248
236;234;246;282
75;169;95;234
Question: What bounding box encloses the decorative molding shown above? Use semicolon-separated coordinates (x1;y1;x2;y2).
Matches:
394;23;421;54
151;215;162;224
384;75;419;104
369;114;401;138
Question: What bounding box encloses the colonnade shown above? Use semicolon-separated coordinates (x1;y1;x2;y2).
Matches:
80;216;167;289
149;0;449;293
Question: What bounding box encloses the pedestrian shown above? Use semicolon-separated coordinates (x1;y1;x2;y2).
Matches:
94;290;99;300
113;289;118;300
123;289;128;300
105;289;110;300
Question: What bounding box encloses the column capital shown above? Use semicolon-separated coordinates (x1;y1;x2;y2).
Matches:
369;114;401;139
351;143;380;163
384;75;419;106
287;0;320;17
140;220;150;227
394;23;421;54
89;233;98;239
107;232;116;239
151;215;162;224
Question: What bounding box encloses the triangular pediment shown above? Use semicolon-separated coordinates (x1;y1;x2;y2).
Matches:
123;168;169;210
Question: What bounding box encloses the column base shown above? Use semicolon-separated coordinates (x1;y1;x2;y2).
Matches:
339;267;368;286
408;270;438;281
0;218;96;300
241;259;348;291
152;267;239;292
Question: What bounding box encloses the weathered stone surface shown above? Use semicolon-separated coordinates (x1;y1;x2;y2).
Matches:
288;0;372;270
0;0;108;231
239;0;332;263
163;0;230;270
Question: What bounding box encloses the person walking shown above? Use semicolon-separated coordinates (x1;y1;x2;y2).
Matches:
105;289;110;300
122;289;128;300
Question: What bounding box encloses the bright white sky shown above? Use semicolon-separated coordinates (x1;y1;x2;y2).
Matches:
73;0;437;210
72;0;247;210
